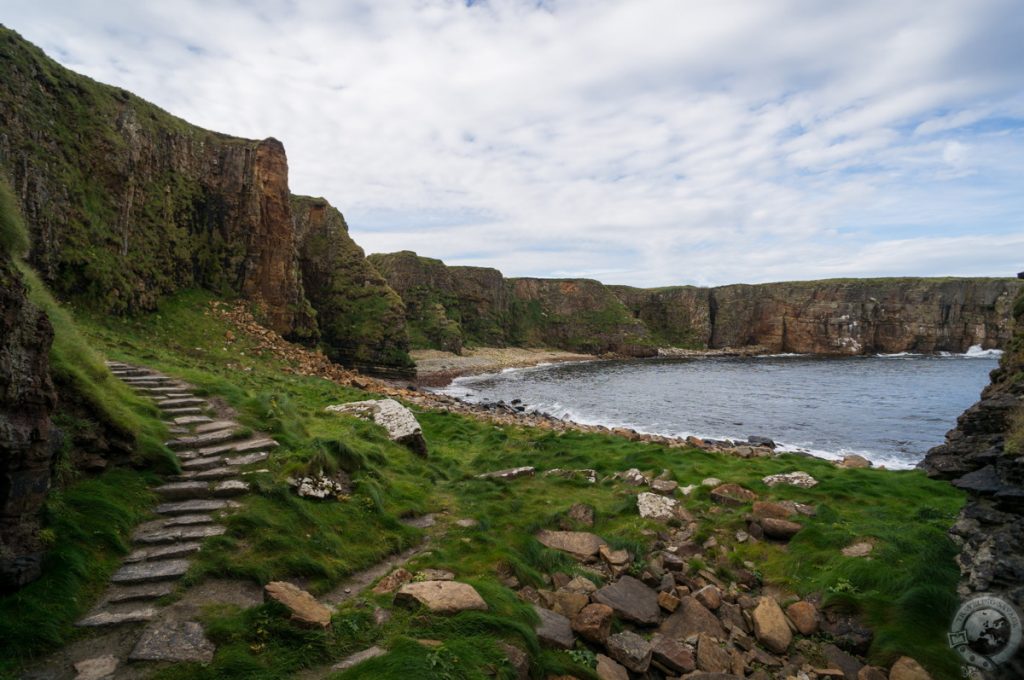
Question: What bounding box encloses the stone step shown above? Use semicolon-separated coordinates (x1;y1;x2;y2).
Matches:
194;420;240;434
104;582;176;604
124;379;171;388
159;397;207;409
155;499;231;516
181;455;226;471
158;393;194;400
198;437;278;457
110;368;152;378
171;466;238;482
132;524;226;545
154;481;212;500
213;479;249;497
163;406;205;416
172;415;214;426
76;604;159;627
142;385;193;395
125;541;204;563
165;427;245;450
111;559;191;585
165;513;216;526
224;451;269;467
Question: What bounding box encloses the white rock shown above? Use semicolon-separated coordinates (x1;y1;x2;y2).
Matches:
325;399;426;454
637;492;682;521
701;477;723;487
761;471;818;488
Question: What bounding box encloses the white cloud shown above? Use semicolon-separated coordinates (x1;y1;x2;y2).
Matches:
4;0;1024;286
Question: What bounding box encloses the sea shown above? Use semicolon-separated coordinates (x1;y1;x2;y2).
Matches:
438;346;1003;470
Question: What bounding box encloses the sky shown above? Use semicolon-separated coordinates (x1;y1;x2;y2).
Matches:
4;0;1024;286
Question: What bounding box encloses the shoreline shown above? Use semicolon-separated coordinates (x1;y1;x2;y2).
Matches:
409;347;600;387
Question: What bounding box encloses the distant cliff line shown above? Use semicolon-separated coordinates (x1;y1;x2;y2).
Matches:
369;250;1023;357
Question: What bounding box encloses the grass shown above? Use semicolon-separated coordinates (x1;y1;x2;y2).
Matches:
0;287;970;678
0;175;28;257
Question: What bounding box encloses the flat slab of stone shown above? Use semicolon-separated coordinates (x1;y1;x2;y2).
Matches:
533;605;575;649
104;582;176;604
125;541;203;563
155;499;229;516
593;575;661;625
173;415;214;426
175;466;238;481
133;524;225;545
762;471;818;488
73;655;119;680
395;580;488;614
709;483;757;506
265;581;333;627
658;596;726;641
224;451;269;466
637;492;684;521
475;466;535;480
326;399;427;455
112;559;191;584
76;606;158;627
536;530;607;560
213;479;249;496
164;513;215;526
163;407;203;416
194;419;240;434
181;456;224;471
332;646;387;671
154;481;211;500
166;427;242;450
159;398;207;409
130;620;215;663
199;437;278;456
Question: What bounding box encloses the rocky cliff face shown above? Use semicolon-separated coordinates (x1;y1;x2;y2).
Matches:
920;290;1024;679
291;197;411;374
0;255;56;590
0;27;413;370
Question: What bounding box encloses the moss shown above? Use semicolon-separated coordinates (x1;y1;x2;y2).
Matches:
0;175;29;257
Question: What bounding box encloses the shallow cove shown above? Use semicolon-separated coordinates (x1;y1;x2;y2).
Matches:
440;352;1000;469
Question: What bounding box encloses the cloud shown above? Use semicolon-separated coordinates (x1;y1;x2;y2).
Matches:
5;0;1024;286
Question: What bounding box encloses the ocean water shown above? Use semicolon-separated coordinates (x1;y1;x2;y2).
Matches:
439;347;1002;469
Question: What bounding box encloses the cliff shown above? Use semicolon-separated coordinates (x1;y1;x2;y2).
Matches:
371;250;1022;356
291;197;411;374
0;27;412;371
919;289;1024;678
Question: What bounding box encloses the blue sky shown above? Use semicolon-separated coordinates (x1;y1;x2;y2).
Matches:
5;0;1024;286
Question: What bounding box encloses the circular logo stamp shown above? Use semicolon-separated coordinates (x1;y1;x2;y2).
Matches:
948;595;1022;672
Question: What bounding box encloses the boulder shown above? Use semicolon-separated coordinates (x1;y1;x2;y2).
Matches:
536;530;607;560
658;590;681;612
395;581;488;614
760;517;803;540
572;603;614;643
839;454;872;469
701;477;724;487
606;631;652;672
264;581;332;628
650;633;695;673
710;483;757;506
596;654;629;680
762;471;818;488
858;666;888;680
637;492;685;521
549;590;589;619
592;575;661;625
325;399;427;455
533;605;575;649
889;657;932;680
751;596;792;653
785;600;819;635
696;632;731;672
752;501;798;520
658;596;726;640
599;544;631;573
694;585;722;610
651;479;679;495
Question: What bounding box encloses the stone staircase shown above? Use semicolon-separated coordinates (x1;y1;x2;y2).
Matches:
73;362;277;640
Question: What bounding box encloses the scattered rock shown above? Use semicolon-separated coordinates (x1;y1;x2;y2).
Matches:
839;454;872;469
659;596;726;640
563;576;598;594
762;471;818;488
748;435;776;448
651;479;679;495
710;483;757;506
534;605;575;649
606;630;653;672
637;492;686;521
499;643;530;680
129;620;215;663
697;632;731;673
73;655;118;680
265;581;332;627
658;590;681;612
599;544;631;571
820;608;874;654
593;575;661;625
701;477;723;487
373;568;413;594
858;666;888;680
287;473;350;499
752;501;798;520
549;590;589;619
751;596;792;654
395;581;488;614
596;654;630;680
889;656;932;680
332;646;386;671
786;601;819;635
325;398;427;455
536;529;607;560
650;633;695;673
572;602;614;643
823;643;864;680
842;541;875;558
454;518;479;528
760;517;803;540
567;502;595;527
475;466;535;480
694;585;722;610
415;568;455;581
616;468;650;486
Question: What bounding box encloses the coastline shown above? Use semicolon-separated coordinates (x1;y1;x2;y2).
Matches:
409;347;599;387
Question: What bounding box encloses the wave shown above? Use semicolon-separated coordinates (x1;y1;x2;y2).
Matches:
875;352;923;358
876;345;1002;359
963;344;1003;358
755;353;807;358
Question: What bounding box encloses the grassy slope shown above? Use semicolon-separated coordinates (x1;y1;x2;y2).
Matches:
55;290;965;679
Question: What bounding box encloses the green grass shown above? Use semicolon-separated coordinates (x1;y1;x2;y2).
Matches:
0;175;29;257
1;288;965;678
0;470;156;674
